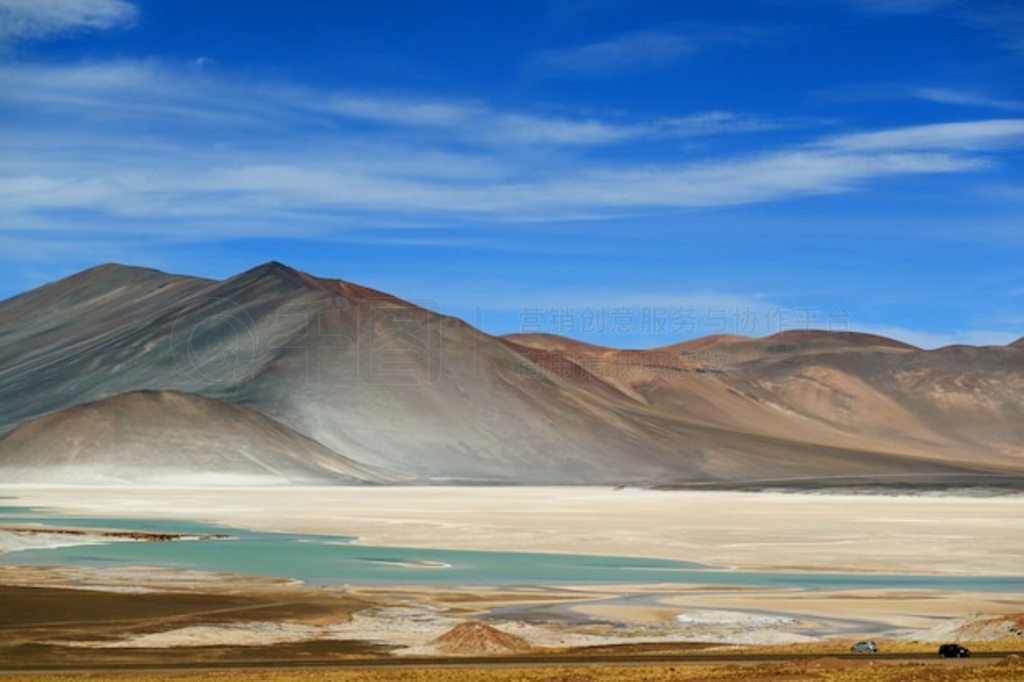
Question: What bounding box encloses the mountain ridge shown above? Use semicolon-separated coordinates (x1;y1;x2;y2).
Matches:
0;261;1008;354
1;262;1022;486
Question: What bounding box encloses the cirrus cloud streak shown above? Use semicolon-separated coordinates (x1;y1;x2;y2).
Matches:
0;60;1021;235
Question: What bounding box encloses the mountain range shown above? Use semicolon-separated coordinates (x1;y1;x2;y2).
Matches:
1;262;1022;486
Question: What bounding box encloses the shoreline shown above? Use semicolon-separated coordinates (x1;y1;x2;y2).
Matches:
0;565;1021;662
2;485;1022;656
2;486;1022;576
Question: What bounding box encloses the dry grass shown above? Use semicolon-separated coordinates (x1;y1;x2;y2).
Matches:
727;637;1024;655
542;638;1024;659
6;658;1024;682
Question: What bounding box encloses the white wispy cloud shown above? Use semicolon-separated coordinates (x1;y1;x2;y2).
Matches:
528;30;696;77
323;94;781;146
425;286;773;313
0;147;985;223
823;119;1024;152
963;3;1024;57
0;61;780;148
908;86;1024;111
814;82;1024;113
845;0;1024;57
322;93;638;145
0;0;136;45
526;22;775;79
432;284;1020;349
0;59;1017;232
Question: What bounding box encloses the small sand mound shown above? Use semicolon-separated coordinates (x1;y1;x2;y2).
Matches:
430;621;530;656
962;613;1024;640
997;653;1023;667
927;613;1024;641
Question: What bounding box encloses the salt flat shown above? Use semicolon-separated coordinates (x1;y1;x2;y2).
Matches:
1;487;1022;656
2;486;1021;575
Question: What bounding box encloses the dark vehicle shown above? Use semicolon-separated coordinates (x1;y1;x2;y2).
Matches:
938;643;971;658
850;640;878;653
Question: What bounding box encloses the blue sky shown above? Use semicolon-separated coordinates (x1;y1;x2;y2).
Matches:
1;0;1022;348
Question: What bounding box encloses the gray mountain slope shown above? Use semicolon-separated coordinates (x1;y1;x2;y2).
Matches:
0;390;387;485
0;262;1022;485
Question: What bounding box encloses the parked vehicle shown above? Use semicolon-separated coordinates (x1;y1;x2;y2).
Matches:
938;643;971;658
850;640;878;653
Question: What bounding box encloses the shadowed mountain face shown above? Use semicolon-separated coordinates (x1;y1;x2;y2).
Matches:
0;262;1022;486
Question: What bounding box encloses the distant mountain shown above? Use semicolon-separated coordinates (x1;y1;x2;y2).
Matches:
508;330;1024;470
0;262;1022;486
0;390;388;485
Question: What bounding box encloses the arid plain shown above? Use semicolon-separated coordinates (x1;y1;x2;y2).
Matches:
2;485;1022;677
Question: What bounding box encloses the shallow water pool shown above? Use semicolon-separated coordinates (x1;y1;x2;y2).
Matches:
1;506;1021;591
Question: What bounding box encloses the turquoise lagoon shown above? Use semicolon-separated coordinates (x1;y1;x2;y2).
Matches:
1;506;1021;591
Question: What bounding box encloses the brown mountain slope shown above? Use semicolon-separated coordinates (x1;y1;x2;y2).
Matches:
0;262;1021;485
737;344;1024;460
1;262;702;482
656;329;918;366
0;390;387;485
502;329;1024;469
